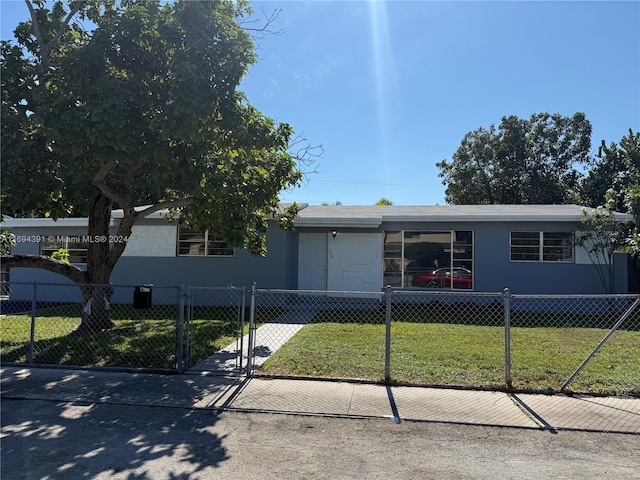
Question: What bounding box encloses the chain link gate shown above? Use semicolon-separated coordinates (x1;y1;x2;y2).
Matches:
184;286;246;374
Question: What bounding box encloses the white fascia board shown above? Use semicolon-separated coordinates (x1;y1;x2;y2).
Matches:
381;213;634;223
110;207;169;219
294;217;382;228
1;218;95;228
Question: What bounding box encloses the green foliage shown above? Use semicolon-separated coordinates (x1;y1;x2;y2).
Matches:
581;129;640;212
0;230;16;254
50;248;70;263
578;130;640;288
375;198;393;206
437;112;592;205
575;193;631;293
1;0;308;269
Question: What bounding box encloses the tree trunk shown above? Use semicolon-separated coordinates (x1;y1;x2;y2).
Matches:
78;193;115;333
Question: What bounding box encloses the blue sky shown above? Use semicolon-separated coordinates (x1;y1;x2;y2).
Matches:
2;1;639;206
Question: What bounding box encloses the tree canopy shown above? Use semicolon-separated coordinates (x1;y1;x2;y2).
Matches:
436;112;592;205
1;0;313;331
580;129;640;212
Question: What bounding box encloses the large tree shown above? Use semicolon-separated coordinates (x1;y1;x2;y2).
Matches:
437;112;592;204
1;0;312;332
579;130;640;290
580;129;640;211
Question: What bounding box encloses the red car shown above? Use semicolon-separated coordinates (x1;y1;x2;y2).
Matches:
411;267;473;289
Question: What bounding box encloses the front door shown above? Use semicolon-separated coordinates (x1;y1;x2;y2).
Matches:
298;233;328;290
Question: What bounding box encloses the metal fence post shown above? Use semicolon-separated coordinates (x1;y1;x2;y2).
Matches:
185;286;192;369
247;283;257;376
28;282;37;365
176;283;185;373
239;287;246;373
503;288;512;389
384;285;392;383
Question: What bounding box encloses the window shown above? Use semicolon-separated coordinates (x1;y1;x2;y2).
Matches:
40;236;90;264
383;230;473;289
510;232;573;262
177;228;233;257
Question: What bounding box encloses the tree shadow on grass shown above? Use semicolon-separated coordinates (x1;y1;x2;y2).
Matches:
2;315;255;370
1;322;179;369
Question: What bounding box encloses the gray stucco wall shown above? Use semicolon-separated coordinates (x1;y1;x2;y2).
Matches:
379;220;628;295
3;221;296;303
111;225;295;289
3;217;629;302
473;221;626;294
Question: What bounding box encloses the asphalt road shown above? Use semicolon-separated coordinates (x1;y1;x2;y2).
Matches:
2;397;639;480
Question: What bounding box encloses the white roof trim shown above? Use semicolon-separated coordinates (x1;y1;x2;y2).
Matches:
3;205;633;229
1;218;97;228
378;214;625;222
294;217;382;228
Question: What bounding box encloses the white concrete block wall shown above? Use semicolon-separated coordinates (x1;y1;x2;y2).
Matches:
327;232;383;292
574;236;609;265
121;224;177;257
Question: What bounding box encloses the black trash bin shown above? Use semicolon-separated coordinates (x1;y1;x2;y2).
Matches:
133;285;153;309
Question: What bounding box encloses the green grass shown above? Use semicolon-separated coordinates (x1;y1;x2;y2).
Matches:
260;322;640;396
3;303;639;396
0;304;284;369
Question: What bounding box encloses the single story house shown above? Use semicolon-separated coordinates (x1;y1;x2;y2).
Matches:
1;204;633;302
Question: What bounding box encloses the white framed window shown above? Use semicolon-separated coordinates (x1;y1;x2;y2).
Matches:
177;227;233;257
40;236;90;264
510;232;573;262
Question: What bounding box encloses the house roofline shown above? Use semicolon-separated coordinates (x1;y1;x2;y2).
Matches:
3;204;633;229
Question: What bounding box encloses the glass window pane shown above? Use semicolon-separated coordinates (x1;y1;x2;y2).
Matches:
67;249;88;264
542;232;573;262
208;239;233;256
511;232;573;262
511;232;540;246
178;230;207;256
383;259;402;287
384;230;474;290
404;231;451;270
40;236;89;264
511;247;540;261
453;231;473;260
511;232;540;261
178;228;232;256
383;231;402;259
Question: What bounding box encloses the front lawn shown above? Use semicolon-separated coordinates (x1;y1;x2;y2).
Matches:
259;322;640;396
0;304;248;369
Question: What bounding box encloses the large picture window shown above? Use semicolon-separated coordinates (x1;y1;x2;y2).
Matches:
383;230;473;289
177;228;233;257
510;232;573;262
40;236;90;264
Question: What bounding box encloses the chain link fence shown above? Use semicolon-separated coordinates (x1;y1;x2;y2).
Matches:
1;281;182;371
184;286;246;373
249;288;386;379
2;281;639;397
508;294;640;395
389;290;506;389
250;287;640;397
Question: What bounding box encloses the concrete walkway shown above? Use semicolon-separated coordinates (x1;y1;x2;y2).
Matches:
191;306;319;373
1;366;639;434
191;323;306;373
